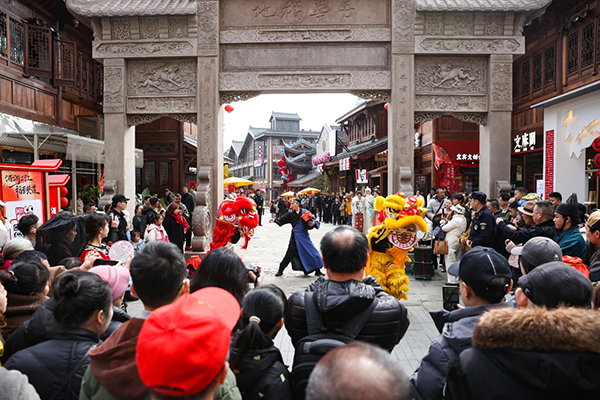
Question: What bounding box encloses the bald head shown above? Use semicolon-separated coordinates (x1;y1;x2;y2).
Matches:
306;342;411;400
320;226;368;274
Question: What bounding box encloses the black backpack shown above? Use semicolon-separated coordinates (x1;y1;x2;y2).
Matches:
290;291;378;400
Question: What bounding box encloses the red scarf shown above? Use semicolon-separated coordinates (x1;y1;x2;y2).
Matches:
175;214;190;233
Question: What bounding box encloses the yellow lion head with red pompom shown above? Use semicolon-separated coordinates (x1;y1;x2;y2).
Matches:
372;192;428;250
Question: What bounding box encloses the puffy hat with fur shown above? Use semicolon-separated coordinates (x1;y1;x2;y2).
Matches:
89;266;130;302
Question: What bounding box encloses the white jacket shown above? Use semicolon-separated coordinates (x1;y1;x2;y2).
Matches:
442;214;466;247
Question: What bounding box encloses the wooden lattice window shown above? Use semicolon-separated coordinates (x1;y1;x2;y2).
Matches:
581;22;595;69
89;60;96;101
54;39;76;87
0;12;7;61
532;53;542;92
10;18;24;67
513;64;520;99
544;45;555;84
81;56;88;94
567;31;579;75
522;61;530;96
96;63;103;103
27;25;52;78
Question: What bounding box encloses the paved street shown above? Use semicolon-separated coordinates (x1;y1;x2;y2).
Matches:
128;220;446;377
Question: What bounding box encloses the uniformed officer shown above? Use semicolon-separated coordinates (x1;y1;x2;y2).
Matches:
467;191;496;249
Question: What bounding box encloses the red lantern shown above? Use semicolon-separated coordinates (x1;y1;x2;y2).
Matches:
593;136;600;152
60;197;69;208
384;103;389;110
60;186;68;197
594;153;600;168
224;104;234;113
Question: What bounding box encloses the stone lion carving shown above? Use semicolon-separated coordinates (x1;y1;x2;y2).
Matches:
434;66;475;88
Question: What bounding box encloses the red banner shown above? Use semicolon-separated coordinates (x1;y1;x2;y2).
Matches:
433;144;452;170
544;130;555;198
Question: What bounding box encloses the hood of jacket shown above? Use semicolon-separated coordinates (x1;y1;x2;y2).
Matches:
466;307;600;394
88;318;147;399
430;304;507;353
309;276;379;317
4;293;47;318
229;344;283;392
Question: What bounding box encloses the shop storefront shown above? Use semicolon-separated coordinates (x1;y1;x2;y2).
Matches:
510;128;543;193
536;83;600;207
435;140;479;194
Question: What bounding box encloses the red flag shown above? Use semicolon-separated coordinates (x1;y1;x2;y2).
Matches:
433;144;452;170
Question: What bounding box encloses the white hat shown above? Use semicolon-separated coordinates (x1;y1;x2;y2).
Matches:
450;205;465;214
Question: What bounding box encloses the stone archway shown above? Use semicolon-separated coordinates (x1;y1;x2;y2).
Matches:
65;0;551;252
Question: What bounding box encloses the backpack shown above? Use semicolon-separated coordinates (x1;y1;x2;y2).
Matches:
290;291;378;400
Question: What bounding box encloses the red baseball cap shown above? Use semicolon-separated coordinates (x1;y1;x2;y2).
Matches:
136;287;241;396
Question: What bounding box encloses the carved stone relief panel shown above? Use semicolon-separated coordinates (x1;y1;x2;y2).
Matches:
198;1;219;55
453;13;474;36
392;0;415;53
219;28;391;43
198;57;218;165
453;113;487;125
168;16;189;38
415;37;523;54
127;114;162;126
220;91;261;104
490;55;513;111
127;97;197;114
171;114;198;124
484;14;505;36
139;17;160;39
221;44;389;71
350;91;390;102
414;113;443;124
423;13;443;35
414;95;487;112
128;60;197;95
103;59;125;114
219;71;391;91
111;18;131;40
94;41;196;59
414;57;486;94
220;0;390;28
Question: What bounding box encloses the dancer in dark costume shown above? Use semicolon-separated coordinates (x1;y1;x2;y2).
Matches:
271;198;324;277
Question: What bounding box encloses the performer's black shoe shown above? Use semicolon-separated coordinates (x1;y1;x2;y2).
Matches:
314;269;324;276
275;271;283;277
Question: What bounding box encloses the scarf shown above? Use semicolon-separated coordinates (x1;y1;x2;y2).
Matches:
175;214;190;233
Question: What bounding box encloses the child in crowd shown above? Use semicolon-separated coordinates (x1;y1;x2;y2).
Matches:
144;213;169;243
131;231;145;251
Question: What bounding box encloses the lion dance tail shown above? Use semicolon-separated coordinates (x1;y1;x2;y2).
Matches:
366;247;410;301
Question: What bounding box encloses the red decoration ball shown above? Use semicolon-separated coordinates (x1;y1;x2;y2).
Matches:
60;186;68;197
224;105;234;113
594;153;600;168
60;197;69;208
384;103;389;110
593;136;600;152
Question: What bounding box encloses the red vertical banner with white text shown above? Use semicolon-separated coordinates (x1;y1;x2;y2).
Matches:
544;130;555;198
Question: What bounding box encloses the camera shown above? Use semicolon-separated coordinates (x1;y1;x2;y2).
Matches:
244;262;259;283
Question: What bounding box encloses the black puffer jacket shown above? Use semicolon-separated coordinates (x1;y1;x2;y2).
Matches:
5;328;100;400
2;299;130;364
285;276;410;352
230;340;291;400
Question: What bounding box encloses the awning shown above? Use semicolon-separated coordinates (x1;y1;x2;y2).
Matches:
0;113;144;167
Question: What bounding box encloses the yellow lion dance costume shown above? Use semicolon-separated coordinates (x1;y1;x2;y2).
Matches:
366;193;428;300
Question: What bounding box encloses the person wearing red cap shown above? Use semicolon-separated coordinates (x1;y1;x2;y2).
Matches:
136;287;241;400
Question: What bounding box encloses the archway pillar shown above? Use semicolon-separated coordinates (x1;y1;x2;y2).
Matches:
479;54;513;197
388;0;416;195
102;58;137;217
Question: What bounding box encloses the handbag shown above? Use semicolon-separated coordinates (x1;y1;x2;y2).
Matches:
433;240;449;255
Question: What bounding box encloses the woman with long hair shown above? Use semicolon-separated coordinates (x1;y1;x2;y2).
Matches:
0;260;50;339
162;203;188;252
4;271;112;399
80;213;119;261
230;285;291;400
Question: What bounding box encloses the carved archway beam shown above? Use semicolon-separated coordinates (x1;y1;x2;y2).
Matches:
127;114;197;126
414;112;487;125
350;91;390;102
220;91;261;105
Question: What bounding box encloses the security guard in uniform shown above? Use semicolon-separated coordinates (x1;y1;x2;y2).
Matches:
467;191;497;249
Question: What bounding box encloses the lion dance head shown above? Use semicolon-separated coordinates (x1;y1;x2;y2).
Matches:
210;194;259;251
366;192;428;300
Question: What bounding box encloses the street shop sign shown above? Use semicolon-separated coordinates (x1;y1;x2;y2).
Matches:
339;157;351;171
355;169;368;184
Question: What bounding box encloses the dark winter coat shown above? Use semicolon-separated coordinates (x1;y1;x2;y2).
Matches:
181;192;195;213
410;304;508;400
331;202;341;216
132;213;143;233
2;299;130;364
496;218;557;245
106;209;128;242
162;215;185;251
446;307;600;400
230;341;291;400
5;328;101;400
286;276;410;352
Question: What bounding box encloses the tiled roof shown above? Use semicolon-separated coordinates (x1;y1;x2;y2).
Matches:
270;112;302;122
333;137;388;160
231;141;244;156
289;170;322;187
416;0;551;12
65;0;195;17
